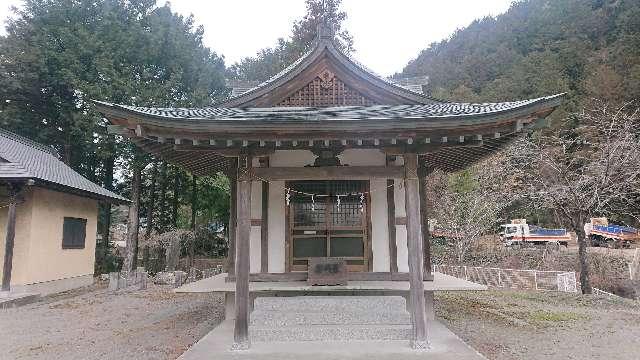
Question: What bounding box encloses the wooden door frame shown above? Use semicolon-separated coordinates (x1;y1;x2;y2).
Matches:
285;180;372;273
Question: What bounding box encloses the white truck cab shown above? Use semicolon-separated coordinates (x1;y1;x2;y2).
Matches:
500;219;569;248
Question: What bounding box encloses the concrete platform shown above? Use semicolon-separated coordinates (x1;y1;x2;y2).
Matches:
178;319;486;360
0;291;40;309
175;272;487;293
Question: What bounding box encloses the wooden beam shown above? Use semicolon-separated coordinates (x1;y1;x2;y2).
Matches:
386;156;398;273
418;166;433;281
233;155;252;350
173;144;275;157
225;271;434;282
1;183;22;292
403;153;429;349
260;157;269;273
227;162;237;277
253;166;404;180
381;140;483;155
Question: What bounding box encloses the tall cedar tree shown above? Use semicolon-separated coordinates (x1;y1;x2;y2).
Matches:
0;0;227;272
228;0;353;82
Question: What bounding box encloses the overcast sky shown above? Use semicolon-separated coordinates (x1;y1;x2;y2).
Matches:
0;0;513;76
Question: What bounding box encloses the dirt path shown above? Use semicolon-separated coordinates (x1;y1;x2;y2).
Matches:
436;290;640;360
0;283;223;360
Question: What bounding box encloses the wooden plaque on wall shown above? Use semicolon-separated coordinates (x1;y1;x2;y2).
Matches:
307;258;348;286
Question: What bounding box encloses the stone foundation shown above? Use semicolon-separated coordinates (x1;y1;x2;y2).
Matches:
11;274;93;295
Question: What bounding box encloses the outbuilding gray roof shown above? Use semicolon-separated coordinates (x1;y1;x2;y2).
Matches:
0;128;127;203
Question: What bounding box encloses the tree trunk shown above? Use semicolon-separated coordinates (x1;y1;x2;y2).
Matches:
189;175;197;268
124;164;141;274
62;143;72;165
145;162;158;239
158;162;169;233
144;162;158;269
575;223;593;294
172;168;181;228
101;151;115;252
165;239;180;271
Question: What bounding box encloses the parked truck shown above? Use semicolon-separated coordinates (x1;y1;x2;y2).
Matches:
584;217;640;248
500;219;570;248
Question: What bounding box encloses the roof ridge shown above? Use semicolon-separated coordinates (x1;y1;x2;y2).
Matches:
219;39;445;107
336;47;444;103
0;127;60;158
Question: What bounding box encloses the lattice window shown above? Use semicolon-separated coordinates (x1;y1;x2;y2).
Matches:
278;69;377;107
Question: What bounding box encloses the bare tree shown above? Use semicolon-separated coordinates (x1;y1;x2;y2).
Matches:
428;153;521;264
517;102;640;294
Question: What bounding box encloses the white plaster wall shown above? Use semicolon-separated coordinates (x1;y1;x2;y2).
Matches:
251;181;262;217
270;150;315;167
370;179;390;272
249;226;261;273
268;181;286;273
394;176;409;272
339;149;386;166
396;225;409;272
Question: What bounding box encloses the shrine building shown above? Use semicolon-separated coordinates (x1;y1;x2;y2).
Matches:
95;24;563;351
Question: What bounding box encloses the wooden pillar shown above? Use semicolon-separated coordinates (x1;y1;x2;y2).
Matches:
260;157;269;273
2;183;22;292
403;153;429;350
418;165;433;281
232;155;252;350
386;156;398;273
227;159;238;276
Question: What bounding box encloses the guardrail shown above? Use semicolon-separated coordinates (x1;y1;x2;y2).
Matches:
434;264;578;293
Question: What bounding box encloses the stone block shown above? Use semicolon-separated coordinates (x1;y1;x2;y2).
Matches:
108;272;119;292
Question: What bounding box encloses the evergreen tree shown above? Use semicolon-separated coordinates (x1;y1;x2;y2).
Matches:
0;0;228;271
228;0;353;82
398;0;640;110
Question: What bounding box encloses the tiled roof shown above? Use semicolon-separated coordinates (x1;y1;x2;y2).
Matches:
0;128;127;202
98;94;563;122
219;39;440;106
220;47;317;105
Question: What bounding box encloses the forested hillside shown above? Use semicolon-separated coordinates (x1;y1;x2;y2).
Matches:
399;0;640;111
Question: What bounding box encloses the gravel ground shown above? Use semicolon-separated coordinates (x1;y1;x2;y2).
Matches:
0;282;224;360
436;290;640;360
2;283;638;360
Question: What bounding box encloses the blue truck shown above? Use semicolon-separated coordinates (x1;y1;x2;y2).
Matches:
585;218;640;248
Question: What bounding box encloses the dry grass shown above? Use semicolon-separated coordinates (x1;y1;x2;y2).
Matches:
437;289;640;359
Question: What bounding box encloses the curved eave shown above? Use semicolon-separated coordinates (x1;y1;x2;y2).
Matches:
421;131;520;173
218;39;440;107
94;93;563;135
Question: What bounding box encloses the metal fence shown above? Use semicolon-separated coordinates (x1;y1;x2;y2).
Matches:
592;287;621;298
434;264;578;293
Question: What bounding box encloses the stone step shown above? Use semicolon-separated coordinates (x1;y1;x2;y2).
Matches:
250;324;412;342
250;310;411;326
253;296;407;313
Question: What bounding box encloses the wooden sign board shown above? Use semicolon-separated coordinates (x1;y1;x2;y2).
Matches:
307;258;347;286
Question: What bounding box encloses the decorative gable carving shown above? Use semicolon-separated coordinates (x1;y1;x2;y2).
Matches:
277;70;377;107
